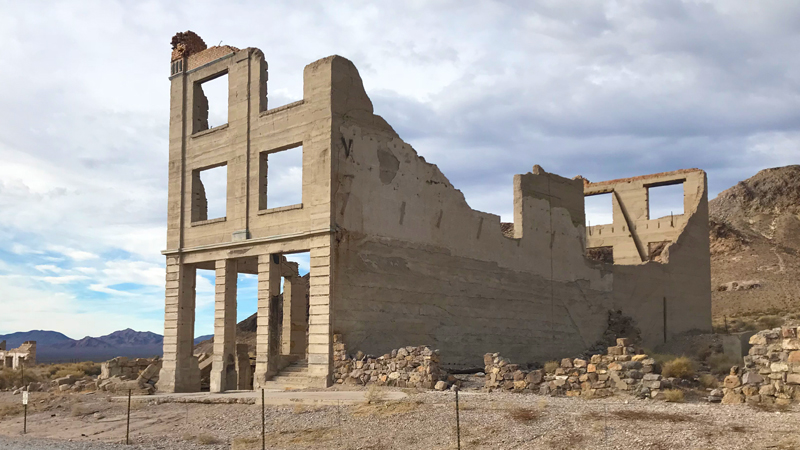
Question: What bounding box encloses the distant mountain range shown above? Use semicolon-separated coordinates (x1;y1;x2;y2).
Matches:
0;329;210;363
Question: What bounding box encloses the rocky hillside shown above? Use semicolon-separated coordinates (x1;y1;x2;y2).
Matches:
709;165;800;322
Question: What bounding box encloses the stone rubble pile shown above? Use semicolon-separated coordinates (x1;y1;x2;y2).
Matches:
710;326;800;405
484;338;674;399
96;357;162;395
99;357;157;380
333;334;448;389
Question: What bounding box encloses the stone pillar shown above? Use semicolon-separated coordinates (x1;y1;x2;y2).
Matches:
210;259;238;393
253;254;281;389
308;244;332;386
235;343;251;390
157;257;200;393
285;276;308;356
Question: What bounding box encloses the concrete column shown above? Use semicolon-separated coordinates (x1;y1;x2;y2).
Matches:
253;254;281;389
308;244;332;386
157;256;200;393
210;259;238;393
281;276;293;356
289;276;308;356
235;343;252;390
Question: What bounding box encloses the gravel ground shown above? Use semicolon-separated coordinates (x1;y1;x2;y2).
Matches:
1;379;799;450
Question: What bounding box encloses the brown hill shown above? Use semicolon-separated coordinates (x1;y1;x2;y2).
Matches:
709;165;800;328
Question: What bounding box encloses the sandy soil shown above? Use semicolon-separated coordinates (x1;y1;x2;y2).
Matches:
1;378;799;450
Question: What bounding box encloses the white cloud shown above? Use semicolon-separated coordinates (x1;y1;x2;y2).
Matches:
1;0;799;337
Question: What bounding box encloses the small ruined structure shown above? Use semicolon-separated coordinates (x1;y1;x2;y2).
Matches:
158;32;712;393
0;341;36;369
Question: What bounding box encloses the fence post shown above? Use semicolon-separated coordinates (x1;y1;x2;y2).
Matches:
455;388;461;450
261;388;265;450
126;389;131;445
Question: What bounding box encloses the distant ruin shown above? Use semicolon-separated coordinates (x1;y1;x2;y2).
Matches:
157;32;712;393
0;341;36;369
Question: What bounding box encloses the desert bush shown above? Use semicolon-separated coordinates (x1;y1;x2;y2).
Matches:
699;373;719;388
663;389;685;403
510;408;541;423
757;315;783;329
707;353;738;375
648;353;679;366
70;404;98;417
543;361;560;374
661;356;695;379
364;384;384;404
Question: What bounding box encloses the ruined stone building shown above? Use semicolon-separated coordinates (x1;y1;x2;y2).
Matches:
158;32;711;392
0;341;36;369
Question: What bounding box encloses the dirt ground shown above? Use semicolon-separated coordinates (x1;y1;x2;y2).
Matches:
0;377;799;450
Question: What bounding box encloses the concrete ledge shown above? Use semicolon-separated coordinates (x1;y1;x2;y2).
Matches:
258;203;303;215
190;217;227;227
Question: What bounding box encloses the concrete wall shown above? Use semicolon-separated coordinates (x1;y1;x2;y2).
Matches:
327;58;711;367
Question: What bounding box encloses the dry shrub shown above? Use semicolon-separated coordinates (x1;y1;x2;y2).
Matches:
648;353;679;366
661;357;695;379
707;353;738;375
364;384;384;404
758;315;783;329
663;389;685;403
184;433;222;445
732;425;747;433
509;408;540;423
544;361;560;374
699;374;718;388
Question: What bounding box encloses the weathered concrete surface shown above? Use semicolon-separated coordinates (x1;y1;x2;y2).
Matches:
158;32;712;390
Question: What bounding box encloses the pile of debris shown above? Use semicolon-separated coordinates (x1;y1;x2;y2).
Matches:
333;335;448;389
484;338;674;399
711;326;800;404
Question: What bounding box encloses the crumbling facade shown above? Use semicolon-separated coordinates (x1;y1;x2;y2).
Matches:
0;341;36;369
158;32;712;392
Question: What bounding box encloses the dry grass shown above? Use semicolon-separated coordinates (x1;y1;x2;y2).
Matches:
544;360;560;374
0;404;24;419
699;374;719;388
364;384;384;404
663;389;685;403
509;407;541;423
232;427;337;449
707;353;738;375
183;433;222;445
351;400;421;417
757;315;784;329
662;357;695;379
751;401;791;412
607;410;694;423
546;429;585;450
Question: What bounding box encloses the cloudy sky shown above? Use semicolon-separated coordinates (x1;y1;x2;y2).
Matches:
1;0;798;339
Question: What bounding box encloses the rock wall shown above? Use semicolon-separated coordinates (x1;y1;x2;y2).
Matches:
100;357;158;381
332;335;446;389
715;327;800;405
483;339;673;399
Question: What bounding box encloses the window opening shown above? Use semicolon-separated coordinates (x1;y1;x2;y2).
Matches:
259;144;303;210
192;165;227;222
585;193;613;226
648;183;684;220
193;73;228;133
